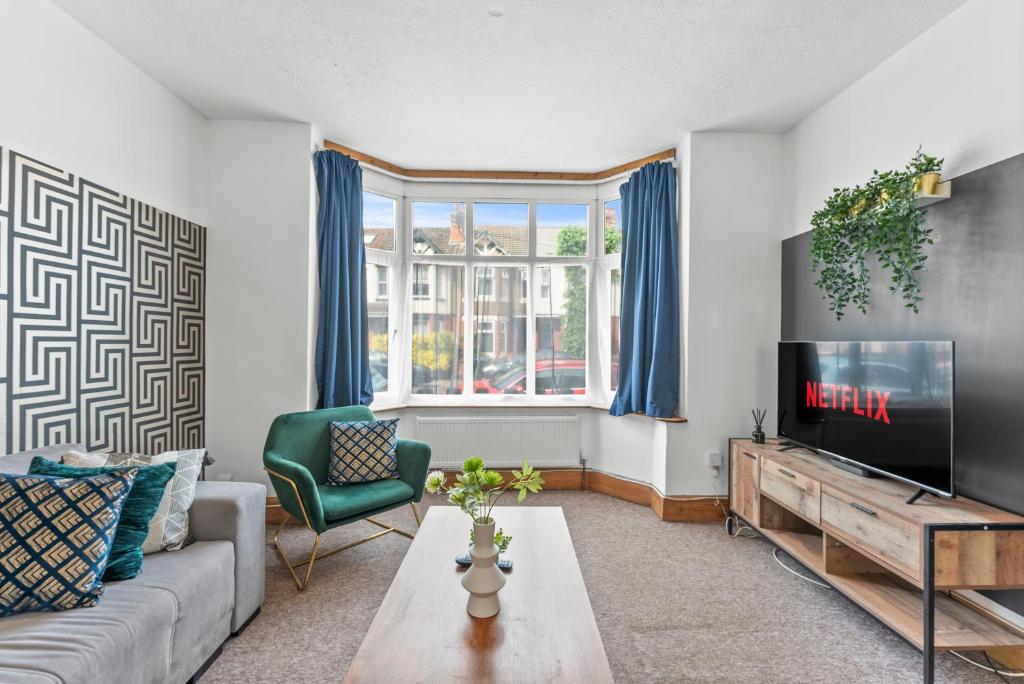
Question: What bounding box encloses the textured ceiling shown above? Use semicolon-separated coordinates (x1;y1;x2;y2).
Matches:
54;0;964;171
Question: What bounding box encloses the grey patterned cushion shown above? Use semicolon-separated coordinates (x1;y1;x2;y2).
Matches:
328;419;399;484
62;449;205;553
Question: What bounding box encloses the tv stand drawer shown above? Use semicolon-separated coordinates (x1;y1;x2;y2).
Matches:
821;486;921;582
760;457;820;523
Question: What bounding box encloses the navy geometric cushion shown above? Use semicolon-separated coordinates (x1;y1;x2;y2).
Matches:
28;457;175;581
328;419;399;484
0;469;138;615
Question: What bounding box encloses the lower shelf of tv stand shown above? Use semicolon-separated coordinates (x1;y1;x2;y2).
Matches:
761;527;1024;651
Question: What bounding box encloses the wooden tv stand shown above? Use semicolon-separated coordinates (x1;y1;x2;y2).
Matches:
728;439;1024;682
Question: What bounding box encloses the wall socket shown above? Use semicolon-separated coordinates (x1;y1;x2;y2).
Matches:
706;451;722;478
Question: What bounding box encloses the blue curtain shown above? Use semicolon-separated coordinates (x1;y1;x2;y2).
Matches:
313;150;373;408
610;161;680;418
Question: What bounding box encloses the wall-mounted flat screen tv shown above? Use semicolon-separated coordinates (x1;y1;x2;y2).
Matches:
777;341;954;497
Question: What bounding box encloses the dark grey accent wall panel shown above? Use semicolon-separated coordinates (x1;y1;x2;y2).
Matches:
0;147;205;454
782;152;1024;613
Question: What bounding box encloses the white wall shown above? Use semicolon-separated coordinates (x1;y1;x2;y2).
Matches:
203;121;318;485
659;0;1024;495
784;0;1024;237
590;412;661;486
667;132;785;495
0;0;206;223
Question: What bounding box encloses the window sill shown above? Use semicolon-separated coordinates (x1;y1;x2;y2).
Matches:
369;401;407;413
369;399;687;421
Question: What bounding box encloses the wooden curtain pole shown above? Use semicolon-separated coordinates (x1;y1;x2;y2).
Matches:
322;140;676;182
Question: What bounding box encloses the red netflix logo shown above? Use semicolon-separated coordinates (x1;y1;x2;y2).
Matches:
806;381;891;424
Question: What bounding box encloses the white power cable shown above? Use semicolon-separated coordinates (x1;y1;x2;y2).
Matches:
949;650;1024;678
763;528;1024;679
772;547;832;589
771;546;1024;678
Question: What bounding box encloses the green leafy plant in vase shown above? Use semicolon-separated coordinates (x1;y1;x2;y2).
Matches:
425;458;543;618
910;149;943;195
809;148;942;320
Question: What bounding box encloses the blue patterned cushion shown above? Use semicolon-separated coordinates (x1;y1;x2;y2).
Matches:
0;469;137;615
328;419;399;484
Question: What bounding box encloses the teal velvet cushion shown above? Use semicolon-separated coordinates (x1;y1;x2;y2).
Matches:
29;457;177;581
0;470;137;615
317;479;414;522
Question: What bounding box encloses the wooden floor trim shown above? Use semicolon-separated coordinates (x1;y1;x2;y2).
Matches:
266;469;724;523
584;470;726;522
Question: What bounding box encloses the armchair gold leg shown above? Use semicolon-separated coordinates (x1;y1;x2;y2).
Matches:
272;505;421;591
272;516;321;591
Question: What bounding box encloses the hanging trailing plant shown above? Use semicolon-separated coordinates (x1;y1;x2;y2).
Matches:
809;149;942;319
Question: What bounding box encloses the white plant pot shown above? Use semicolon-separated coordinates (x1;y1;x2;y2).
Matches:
461;519;506;618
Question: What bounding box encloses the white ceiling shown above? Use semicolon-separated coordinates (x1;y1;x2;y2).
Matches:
54;0;964;171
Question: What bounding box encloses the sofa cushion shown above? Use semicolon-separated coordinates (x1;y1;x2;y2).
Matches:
122;541;234;684
64;449;205;554
0;470;137;616
0;583;175;683
28;458;177;581
0;443;83;476
317;478;414;522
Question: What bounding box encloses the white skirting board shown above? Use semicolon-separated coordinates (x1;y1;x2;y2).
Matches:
414;416;580;469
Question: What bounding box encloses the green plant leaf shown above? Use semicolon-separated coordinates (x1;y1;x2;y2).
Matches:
809;150;937;318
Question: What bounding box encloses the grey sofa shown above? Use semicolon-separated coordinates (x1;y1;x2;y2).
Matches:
0;451;265;683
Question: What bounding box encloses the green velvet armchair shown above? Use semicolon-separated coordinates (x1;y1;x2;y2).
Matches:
263;405;431;590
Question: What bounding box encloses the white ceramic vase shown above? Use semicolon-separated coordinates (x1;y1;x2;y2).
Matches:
461;519;506;618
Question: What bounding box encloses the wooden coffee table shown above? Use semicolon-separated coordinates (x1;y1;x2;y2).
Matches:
344;506;614;683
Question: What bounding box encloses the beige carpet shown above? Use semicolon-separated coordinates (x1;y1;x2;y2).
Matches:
203;491;999;683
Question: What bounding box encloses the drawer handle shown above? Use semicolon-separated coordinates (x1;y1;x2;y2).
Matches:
849;502;877;517
743;452;757;460
778;468;796;479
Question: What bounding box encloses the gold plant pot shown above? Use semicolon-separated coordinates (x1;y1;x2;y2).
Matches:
848;198;869;217
915;172;941;195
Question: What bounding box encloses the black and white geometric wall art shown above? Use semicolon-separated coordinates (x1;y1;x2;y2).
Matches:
0;147;205;454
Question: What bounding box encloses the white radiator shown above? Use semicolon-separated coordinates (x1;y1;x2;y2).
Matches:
415;416;580;469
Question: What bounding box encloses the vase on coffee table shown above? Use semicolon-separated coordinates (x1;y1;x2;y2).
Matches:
461;518;506;618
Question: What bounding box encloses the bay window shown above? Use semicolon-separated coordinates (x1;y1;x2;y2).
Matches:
363;190;398;395
609;267;622;392
604;199;622;254
363;181;620;405
410;264;465;395
535;264;587;395
473;265;527;392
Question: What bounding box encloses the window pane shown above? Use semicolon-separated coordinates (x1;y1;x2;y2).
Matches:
411;264;465;395
537;204;588;257
604;199;622;255
413;202;466;255
362;191;395;251
367;264;389;392
535;265;587;395
473;266;527;393
474;202;528;256
610;268;622;392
